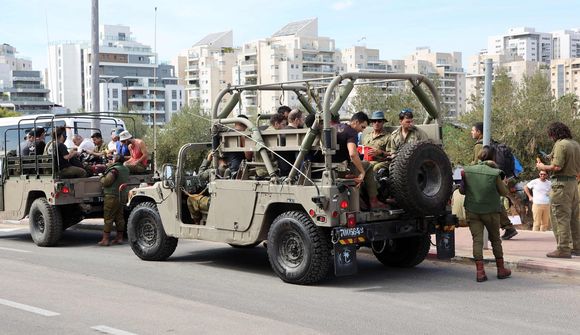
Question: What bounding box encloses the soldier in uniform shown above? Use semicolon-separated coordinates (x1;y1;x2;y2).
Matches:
536;122;580;258
361;111;391;172
461;146;512;282
470;121;518;240
387;108;429;154
98;154;130;246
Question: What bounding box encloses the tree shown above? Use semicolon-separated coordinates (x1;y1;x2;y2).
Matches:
155;103;211;169
0;107;20;118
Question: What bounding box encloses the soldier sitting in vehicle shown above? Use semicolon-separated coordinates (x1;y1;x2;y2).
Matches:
361;111;391;172
332;112;386;209
54;126;87;178
184;151;230;224
387;108;429;155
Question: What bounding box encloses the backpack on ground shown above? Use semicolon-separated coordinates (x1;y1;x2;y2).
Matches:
490;140;516;178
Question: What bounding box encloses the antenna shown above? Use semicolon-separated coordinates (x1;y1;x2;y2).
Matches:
153;6;158;173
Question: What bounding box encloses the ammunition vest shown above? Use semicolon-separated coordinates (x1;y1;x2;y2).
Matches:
464;163;502;214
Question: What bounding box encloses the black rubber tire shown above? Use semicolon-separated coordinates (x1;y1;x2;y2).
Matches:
267;211;331;285
389;141;453;215
372;234;431;268
127;202;178;261
228;242;262;249
29;198;64;247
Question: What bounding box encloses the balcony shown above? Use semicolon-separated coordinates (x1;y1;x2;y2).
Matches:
128;94;165;102
302;66;335;74
12;76;42;82
302;56;334;64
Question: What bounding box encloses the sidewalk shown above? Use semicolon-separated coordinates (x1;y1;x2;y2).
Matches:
430;226;580;276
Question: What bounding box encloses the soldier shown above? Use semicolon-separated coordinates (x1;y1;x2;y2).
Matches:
536;122;580;258
361;111;391;172
461;146;512;282
387;108;429;154
98;154;130;246
470;121;518;240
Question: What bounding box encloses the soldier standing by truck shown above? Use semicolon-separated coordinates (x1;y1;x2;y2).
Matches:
98;154;130;246
461;146;512;282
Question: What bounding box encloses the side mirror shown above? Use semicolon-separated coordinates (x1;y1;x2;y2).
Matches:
161;164;176;189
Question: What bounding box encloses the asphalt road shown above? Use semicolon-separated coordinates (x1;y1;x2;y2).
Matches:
1;223;580;335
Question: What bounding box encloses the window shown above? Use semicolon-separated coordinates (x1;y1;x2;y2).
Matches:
112;89;119;99
172;101;177;110
172;90;177;99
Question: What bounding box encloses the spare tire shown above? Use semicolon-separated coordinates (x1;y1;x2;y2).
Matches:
389;141;453;216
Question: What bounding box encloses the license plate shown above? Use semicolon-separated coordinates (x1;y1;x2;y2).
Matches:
335;227;365;245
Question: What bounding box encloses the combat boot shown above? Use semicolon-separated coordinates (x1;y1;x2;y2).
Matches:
98;232;110;246
546;249;572;258
475;260;487;282
501;228;518;240
111;231;124;245
496;258;511;279
571;249;580;257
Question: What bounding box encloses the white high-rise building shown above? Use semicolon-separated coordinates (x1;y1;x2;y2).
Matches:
47;42;85;112
551;57;580;98
175;31;237;113
465;51;543;112
82;25;184;124
551;29;580;59
404;47;465;117
234;18;341;116
0;43;54;114
488;27;552;64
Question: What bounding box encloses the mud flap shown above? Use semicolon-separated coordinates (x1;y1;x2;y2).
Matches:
435;225;455;259
334;244;357;276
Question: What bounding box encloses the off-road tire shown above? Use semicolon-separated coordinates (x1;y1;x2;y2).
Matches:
29;198;64;247
267;211;331;285
389;141;453;215
127;202;178;261
372;234;431;268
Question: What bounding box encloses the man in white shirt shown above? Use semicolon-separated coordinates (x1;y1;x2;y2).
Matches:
71;134;95;159
524;170;552;231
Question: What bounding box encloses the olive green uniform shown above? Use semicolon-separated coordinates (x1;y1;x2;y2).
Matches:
472;138;513;231
100;162;130;233
463;161;510;260
361;129;391;172
549;138;580;253
388;126;429;153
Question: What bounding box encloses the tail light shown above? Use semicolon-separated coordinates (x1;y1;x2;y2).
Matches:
346;212;356;228
340;200;349;209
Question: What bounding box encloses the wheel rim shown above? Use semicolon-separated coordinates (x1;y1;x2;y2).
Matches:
417;159;441;197
137;217;157;247
32;212;45;234
279;231;304;268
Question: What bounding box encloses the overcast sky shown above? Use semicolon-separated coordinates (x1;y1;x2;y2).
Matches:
2;0;579;70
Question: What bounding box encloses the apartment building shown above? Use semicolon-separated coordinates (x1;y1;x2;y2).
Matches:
0;43;54;114
47;42;85;112
465;51;544;111
234;18;341;116
550;57;580;98
488;27;552;64
175;31;237;113
405;47;465;117
82;25;184;124
552;29;580;59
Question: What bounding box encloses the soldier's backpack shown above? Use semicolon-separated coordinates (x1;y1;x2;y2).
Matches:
490;140;516;178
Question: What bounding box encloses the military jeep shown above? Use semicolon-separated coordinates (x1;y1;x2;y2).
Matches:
126;72;455;284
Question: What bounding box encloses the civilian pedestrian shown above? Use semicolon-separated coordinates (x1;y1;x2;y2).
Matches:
524;170;552;231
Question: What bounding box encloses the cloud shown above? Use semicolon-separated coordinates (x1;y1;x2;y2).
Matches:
331;0;353;11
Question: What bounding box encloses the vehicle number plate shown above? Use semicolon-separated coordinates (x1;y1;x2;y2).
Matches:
337;227;364;239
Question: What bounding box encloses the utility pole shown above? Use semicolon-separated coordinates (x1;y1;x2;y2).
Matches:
153;6;158;173
90;0;100;130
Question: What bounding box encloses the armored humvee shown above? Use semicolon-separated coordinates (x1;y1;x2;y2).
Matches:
0;114;154;246
126;72;456;284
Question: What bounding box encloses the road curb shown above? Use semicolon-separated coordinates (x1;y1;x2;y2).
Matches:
427;251;580;277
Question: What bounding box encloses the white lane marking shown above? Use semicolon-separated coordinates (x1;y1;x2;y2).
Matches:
0;246;31;253
91;325;138;335
0;298;59;317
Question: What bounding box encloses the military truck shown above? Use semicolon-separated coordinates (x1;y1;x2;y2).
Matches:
126;73;455;284
0;114;154;247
